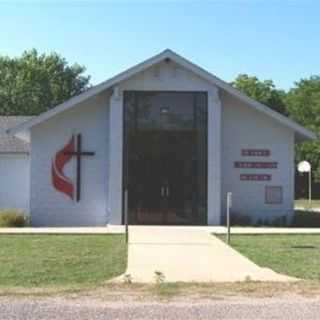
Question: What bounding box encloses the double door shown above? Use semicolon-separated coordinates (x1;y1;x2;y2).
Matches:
128;131;196;225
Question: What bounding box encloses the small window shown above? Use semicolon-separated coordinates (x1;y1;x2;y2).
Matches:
265;186;283;204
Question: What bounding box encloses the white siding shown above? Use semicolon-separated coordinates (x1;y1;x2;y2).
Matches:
221;91;295;223
0;154;30;213
111;60;222;225
30;92;110;226
28;59;296;226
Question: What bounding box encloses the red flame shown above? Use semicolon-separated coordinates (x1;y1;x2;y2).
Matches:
51;136;75;200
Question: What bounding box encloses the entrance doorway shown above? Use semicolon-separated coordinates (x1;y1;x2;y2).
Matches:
123;91;208;225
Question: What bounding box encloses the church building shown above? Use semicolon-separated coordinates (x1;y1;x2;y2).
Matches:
8;49;315;226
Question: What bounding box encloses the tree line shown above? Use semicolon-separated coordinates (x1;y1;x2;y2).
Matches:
233;74;320;181
0;50;319;179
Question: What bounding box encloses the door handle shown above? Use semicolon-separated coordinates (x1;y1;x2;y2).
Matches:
161;187;165;197
166;186;169;197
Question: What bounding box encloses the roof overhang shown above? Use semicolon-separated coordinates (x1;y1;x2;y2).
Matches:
7;49;316;142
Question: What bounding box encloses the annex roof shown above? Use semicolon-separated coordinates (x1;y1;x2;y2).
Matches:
0;116;32;153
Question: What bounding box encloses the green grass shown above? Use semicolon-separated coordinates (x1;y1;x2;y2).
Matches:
0;235;127;290
219;234;320;280
295;199;320;209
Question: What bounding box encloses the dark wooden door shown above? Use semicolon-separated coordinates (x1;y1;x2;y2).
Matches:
128;130;197;225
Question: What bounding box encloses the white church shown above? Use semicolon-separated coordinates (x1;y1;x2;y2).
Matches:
1;49;315;226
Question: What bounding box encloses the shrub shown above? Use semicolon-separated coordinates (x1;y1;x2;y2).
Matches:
123;274;133;284
154;271;165;284
271;215;287;227
230;213;252;226
0;210;28;227
291;210;320;228
224;212;289;227
255;218;269;227
255;215;288;227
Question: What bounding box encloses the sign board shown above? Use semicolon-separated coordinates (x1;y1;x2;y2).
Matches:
242;149;270;157
234;162;277;169
297;161;311;173
240;174;271;181
297;161;312;204
227;192;232;208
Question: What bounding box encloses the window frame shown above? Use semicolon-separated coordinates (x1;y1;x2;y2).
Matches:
265;186;283;204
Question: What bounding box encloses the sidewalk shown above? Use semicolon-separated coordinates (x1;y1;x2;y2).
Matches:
121;226;296;283
210;226;320;234
2;225;320;235
0;226;124;234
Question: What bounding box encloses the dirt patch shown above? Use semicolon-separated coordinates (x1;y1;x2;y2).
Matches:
2;281;320;301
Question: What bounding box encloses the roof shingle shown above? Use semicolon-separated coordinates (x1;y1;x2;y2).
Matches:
0;116;32;153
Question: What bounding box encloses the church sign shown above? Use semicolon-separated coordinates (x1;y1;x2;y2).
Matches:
234;162;277;169
51;134;95;201
235;148;276;181
241;149;270;157
240;174;271;181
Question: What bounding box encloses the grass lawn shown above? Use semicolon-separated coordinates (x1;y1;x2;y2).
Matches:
295;199;320;209
0;235;127;290
219;234;320;280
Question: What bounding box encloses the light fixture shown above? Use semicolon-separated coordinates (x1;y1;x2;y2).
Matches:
160;107;170;114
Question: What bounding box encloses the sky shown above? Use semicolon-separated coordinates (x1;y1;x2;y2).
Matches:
0;1;319;91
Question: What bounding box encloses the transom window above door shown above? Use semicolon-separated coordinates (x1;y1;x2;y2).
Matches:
124;91;207;131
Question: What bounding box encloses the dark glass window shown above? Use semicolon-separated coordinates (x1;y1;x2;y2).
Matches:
123;91;207;225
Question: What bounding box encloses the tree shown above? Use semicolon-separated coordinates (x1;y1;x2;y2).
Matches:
286;76;320;180
0;49;90;115
232;74;288;115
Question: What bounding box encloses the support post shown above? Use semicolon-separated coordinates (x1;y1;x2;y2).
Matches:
226;192;232;245
108;86;123;224
207;87;222;225
309;169;312;206
124;189;129;244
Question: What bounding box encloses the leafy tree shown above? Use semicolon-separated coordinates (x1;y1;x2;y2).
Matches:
286;76;320;180
232;73;320;182
0;49;90;115
232;74;288;115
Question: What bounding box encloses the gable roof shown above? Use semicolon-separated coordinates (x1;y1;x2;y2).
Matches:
7;49;316;141
0;116;32;153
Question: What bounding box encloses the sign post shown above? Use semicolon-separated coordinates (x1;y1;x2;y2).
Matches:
226;192;232;245
124;189;129;244
297;161;312;205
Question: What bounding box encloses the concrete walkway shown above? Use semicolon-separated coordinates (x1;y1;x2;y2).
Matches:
2;225;320;235
211;226;320;234
296;206;320;212
123;226;296;283
0;226;124;234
